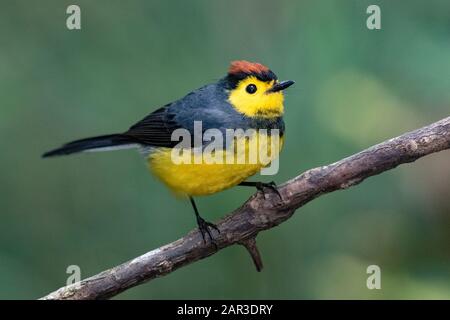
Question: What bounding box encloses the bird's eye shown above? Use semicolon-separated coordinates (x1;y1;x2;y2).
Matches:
246;84;257;94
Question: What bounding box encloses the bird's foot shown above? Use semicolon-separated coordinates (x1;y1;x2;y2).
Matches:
196;216;220;248
255;181;282;201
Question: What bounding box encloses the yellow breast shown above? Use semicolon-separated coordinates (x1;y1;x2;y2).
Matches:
147;133;284;197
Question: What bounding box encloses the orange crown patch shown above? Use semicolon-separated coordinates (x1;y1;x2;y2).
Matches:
228;60;269;75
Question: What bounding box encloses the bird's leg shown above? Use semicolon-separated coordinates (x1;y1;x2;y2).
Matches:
238;181;282;200
189;197;220;246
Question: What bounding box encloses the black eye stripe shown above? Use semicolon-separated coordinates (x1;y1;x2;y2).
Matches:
246;84;257;94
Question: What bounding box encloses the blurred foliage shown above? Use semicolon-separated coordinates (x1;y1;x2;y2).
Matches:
0;0;449;299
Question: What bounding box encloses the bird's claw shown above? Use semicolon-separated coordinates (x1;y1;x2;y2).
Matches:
256;181;283;201
196;216;220;249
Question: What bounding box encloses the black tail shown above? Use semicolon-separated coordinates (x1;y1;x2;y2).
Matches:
42;134;136;158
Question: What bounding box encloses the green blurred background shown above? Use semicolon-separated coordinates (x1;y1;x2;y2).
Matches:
0;0;449;299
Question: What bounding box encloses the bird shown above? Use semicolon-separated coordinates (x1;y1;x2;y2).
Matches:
43;60;294;244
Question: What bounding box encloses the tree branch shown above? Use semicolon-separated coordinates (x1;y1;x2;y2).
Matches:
41;116;450;300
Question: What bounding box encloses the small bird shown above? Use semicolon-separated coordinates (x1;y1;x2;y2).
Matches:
43;60;294;243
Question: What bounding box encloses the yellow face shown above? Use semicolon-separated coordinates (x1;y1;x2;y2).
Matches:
228;76;284;118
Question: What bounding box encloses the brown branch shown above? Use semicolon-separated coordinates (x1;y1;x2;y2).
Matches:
41;116;450;300
239;237;264;272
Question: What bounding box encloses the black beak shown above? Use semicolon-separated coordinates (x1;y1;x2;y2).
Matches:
267;80;295;93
